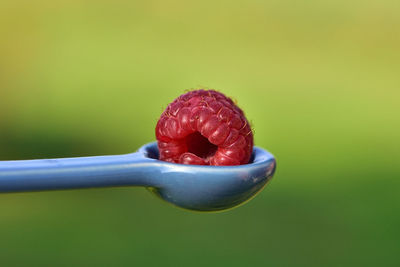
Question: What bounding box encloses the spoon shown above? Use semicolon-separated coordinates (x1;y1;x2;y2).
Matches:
0;142;276;211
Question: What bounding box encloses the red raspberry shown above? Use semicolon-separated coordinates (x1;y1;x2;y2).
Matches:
156;89;253;166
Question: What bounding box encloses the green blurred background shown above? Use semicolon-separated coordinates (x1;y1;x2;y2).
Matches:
0;0;399;266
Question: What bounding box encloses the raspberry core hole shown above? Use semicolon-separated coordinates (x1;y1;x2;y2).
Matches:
186;132;217;160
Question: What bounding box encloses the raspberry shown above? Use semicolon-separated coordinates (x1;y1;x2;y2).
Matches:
156;89;253;166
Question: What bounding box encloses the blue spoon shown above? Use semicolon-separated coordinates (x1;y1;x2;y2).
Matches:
0;142;276;211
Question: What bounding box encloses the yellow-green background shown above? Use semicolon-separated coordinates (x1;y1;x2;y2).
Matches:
0;0;399;266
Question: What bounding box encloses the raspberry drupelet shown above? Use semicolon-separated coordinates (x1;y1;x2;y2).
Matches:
155;89;253;166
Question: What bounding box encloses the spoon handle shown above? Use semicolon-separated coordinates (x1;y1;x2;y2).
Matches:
0;152;156;193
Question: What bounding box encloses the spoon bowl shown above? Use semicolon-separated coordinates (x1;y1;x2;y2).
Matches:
138;142;276;211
